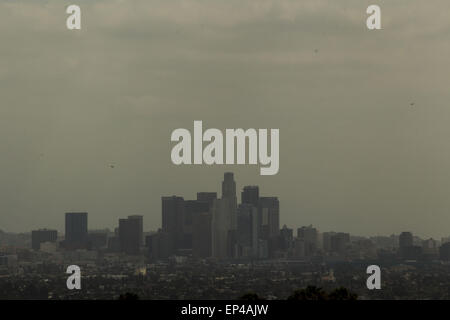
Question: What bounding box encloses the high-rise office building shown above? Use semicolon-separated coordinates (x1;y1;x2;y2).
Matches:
195;193;217;257
212;198;233;259
145;233;158;259
212;173;238;258
128;215;144;246
237;203;258;258
119;217;142;255
184;200;210;250
222;172;236;200
297;225;318;256
162;196;185;254
197;192;217;207
241;186;259;207
31;229;57;250
279;225;293;251
65;212;88;249
239;186;259;258
322;232;336;252
222;172;237;231
259;197;280;240
192;211;212;258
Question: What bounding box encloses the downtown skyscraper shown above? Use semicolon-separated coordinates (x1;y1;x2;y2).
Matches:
156;172;279;260
64;212;88;249
212;172;238;258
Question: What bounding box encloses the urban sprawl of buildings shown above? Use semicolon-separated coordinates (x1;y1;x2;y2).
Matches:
1;172;450;299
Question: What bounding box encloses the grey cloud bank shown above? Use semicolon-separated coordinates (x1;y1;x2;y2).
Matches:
0;0;450;238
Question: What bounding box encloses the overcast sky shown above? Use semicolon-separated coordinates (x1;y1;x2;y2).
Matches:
1;0;450;238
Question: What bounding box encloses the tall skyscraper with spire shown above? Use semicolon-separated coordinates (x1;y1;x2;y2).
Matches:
212;172;238;258
222;172;237;230
222;172;236;199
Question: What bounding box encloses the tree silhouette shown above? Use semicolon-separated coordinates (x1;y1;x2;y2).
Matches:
118;292;139;300
328;287;358;300
239;292;264;300
287;286;328;301
287;286;357;301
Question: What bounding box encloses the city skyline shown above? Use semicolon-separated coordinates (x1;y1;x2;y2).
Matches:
3;171;450;301
3;172;448;243
3;0;450;303
18;172;450;263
